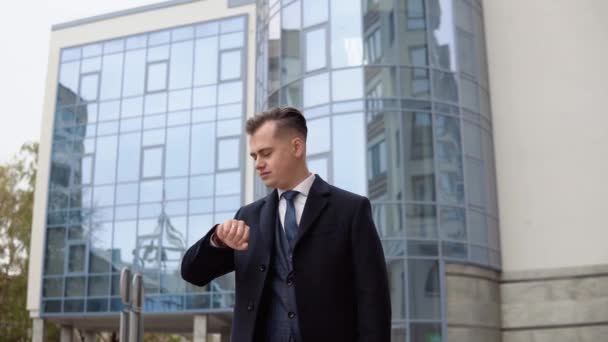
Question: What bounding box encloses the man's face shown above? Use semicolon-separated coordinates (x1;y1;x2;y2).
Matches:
249;121;302;189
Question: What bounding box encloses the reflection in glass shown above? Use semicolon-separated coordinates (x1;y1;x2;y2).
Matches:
305;28;327;72
123;49;146;96
408;259;441;319
303;0;328;27
100;54;123;100
194;37;219;86
330;0;362;67
333;113;366;196
435;115;463;203
220;50;241;80
170;41;194;89
303;72;329;107
331;68;363;101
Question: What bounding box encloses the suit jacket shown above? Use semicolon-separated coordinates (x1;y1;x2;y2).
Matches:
181;175;391;341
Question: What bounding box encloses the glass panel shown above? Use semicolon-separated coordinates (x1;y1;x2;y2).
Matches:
194;37;219;86
168;110;190;126
123;49;147;96
218;81;243;105
168;89;192;112
142;147;164;179
401;67;431;99
147;62;168;92
99;101;120;121
404;112;435;201
330;0;362;67
122;97;144;118
220;50;242;80
333;113;366;196
218;138;240;170
143;129;165;146
429;0;456;70
117;133;141;182
332;68;363;101
43;278;63;297
281;80;302;108
88;275;110;296
306;117;330;155
113;220;137;269
165;178;188;200
196;22;219;37
305;28;326;72
408;259;441;319
220;32;244;49
62;47;81;62
67;244;86;273
220;16;245;33
216;172;240;195
87;298;108;312
443;241;467;258
89;221;112;273
406;204;437;239
385;260;406;319
303;72;329;107
440;206;466;240
435;115;464;203
144;93;168;115
104;39;124;54
126;34;147;49
165;126;190;177
100;53;124;100
190;123;216;174
468;209;487;245
140;180;163;203
281;0;301;83
149;30;170;46
463;120;482;158
44;228;66;275
216;119;241;137
65;276;86;297
170;41;194;89
466;157;484;207
59;61;80;98
217;103;242;120
461;76;480;111
193;85;217;108
147;45;170;61
432;70;459;103
94;135;118;184
80;73;99;101
172;26;194;41
303;0;328;27
115;183;139;205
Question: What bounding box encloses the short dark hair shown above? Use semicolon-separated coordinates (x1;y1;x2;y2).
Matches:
245;107;307;140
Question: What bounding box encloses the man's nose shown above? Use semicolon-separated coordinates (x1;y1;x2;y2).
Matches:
255;159;265;170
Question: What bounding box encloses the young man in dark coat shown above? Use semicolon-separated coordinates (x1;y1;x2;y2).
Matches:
181;107;391;341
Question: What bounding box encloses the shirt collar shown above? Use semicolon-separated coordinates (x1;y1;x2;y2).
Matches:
277;173;316;199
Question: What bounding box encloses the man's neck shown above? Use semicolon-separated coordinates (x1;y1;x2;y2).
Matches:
280;170;312;191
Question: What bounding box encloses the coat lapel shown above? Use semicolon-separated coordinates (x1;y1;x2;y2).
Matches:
258;188;278;256
291;175;331;248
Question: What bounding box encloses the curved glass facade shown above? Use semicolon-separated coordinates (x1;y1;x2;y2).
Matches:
255;0;499;339
43;16;247;315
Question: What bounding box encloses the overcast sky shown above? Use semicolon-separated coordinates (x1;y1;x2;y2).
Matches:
0;1;160;164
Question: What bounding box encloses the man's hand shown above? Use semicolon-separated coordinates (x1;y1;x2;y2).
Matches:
215;219;250;250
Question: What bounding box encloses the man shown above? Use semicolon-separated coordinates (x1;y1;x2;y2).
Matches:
181;107;391;341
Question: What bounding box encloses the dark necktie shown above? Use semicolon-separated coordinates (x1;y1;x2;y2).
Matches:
281;190;300;242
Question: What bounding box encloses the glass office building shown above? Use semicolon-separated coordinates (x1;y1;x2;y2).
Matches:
32;0;499;341
256;0;498;339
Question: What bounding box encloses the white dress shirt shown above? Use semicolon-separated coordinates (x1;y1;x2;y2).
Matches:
277;173;316;230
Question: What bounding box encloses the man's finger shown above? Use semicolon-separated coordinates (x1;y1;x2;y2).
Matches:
238;225;250;246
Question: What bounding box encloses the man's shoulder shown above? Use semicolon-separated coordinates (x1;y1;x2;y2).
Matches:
236;196;267;217
327;184;369;207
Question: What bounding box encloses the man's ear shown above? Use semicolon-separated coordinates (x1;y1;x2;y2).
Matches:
292;137;305;158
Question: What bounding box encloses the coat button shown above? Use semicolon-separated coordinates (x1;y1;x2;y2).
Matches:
247;302;254;311
288;312;296;319
258;264;266;272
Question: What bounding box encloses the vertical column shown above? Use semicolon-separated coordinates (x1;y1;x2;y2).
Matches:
193;315;208;342
60;325;73;342
31;318;45;342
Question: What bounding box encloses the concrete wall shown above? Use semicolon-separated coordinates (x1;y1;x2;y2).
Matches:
446;263;502;342
27;0;256;318
501;264;608;342
483;0;608;271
